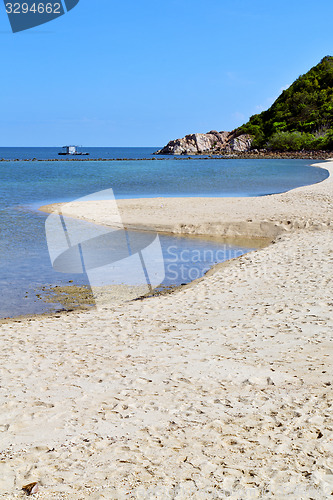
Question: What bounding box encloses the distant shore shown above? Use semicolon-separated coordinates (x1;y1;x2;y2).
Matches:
0;150;332;161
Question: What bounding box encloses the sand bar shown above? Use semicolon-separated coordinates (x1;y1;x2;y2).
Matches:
40;161;332;239
0;161;332;498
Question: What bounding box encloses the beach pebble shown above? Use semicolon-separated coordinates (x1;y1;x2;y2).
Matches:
22;482;39;495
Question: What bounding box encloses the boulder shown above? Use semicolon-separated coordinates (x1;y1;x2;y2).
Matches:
155;131;252;155
226;134;253;153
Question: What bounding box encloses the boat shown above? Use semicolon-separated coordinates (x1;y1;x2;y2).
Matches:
58;145;89;156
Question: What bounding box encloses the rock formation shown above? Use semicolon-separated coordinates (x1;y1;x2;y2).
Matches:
155;130;253;155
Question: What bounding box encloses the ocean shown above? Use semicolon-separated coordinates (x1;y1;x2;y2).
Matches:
0;147;328;319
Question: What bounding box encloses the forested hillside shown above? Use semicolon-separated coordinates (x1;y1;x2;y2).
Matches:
238;56;333;150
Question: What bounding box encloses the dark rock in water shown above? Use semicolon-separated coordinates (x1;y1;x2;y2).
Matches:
155;130;252;155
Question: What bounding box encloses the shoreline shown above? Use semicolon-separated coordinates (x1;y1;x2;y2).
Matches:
0;233;269;324
1;150;333;162
0;161;332;498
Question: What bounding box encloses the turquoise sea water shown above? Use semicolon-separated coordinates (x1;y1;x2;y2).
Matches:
0;147;329;319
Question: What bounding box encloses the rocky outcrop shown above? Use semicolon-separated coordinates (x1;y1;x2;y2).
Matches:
155;130;253;155
228;134;253;152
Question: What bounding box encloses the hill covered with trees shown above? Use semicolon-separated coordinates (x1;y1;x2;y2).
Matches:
237;56;333;151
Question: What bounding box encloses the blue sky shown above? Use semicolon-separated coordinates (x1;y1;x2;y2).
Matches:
1;0;333;146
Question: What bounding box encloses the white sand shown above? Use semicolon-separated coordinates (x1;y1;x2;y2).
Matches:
0;161;332;498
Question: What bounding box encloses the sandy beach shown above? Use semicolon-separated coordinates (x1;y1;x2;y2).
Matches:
0;161;332;498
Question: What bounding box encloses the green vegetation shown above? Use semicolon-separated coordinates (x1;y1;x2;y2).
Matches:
237;56;333;150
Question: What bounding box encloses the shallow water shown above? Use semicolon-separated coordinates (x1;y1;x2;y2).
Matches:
0;208;258;318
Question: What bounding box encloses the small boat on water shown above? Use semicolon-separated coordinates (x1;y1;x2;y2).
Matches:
58;145;89;156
